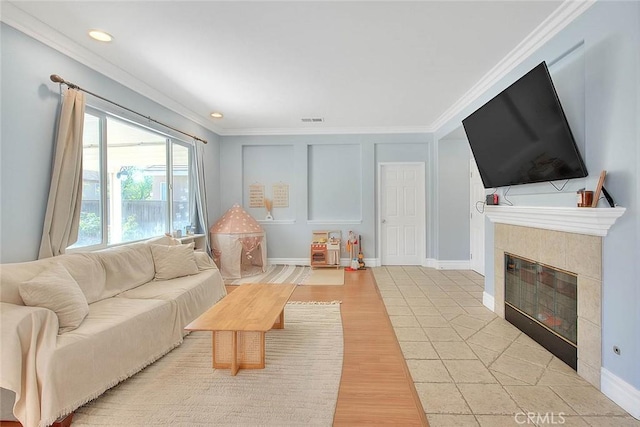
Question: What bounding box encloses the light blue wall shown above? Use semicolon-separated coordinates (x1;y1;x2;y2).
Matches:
220;134;469;261
242;145;296;220
308;144;362;221
437;139;471;261
438;1;640;391
0;23;221;263
220;133;472;264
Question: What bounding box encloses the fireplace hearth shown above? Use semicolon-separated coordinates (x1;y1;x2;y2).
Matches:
505;253;577;369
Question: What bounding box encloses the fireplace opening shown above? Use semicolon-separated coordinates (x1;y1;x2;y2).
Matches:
505;253;577;370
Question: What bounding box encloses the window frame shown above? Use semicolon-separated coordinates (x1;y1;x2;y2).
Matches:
71;106;193;252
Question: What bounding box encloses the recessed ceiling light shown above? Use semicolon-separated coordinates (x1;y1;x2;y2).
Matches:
88;30;113;42
210;112;224;119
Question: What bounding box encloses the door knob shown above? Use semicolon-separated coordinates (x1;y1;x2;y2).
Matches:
382;219;386;223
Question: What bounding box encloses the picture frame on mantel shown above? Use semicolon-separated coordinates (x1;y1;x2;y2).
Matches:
592;170;606;207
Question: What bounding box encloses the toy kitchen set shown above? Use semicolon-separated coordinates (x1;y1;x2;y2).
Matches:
310;230;342;269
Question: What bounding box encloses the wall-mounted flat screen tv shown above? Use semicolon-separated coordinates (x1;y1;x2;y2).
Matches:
462;61;587;188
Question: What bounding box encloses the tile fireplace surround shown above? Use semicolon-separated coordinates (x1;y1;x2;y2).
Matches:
485;206;626;390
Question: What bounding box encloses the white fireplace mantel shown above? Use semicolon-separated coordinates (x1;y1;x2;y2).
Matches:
485;206;626;237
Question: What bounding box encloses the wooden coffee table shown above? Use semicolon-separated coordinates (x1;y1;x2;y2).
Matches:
184;283;296;375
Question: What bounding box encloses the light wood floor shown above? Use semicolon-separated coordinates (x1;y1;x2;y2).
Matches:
229;268;429;426
1;269;426;427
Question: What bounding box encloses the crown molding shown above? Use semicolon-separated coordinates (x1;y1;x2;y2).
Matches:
217;125;434;136
430;0;597;132
0;1;223;137
2;0;595;138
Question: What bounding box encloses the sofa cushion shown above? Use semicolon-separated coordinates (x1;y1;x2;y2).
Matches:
96;242;155;298
1;253;107;306
150;243;199;280
18;263;89;333
118;269;226;329
193;251;218;271
55;253;107;304
0;258;58;305
146;235;181;246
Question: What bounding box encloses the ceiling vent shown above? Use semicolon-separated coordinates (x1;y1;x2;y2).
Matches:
301;117;324;123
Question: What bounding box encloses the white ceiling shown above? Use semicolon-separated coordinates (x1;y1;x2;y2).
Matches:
3;1;592;136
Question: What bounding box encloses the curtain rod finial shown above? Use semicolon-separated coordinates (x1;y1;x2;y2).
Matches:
50;74;64;84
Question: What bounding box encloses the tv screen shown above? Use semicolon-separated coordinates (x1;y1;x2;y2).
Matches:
462;61;587;188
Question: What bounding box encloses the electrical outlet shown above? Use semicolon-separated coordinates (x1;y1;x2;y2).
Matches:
613;346;621;355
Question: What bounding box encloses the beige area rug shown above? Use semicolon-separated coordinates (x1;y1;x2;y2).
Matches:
73;303;343;426
303;268;345;285
225;264;311;285
226;265;344;286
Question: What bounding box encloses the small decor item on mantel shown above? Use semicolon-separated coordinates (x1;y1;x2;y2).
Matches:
591;170;606;207
576;188;594;207
264;198;273;220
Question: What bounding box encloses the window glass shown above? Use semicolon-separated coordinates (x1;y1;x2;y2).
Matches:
106;117;168;244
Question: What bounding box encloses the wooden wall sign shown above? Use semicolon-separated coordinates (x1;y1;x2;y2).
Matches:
272;183;289;208
249;184;265;208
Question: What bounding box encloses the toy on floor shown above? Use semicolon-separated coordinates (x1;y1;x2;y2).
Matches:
310;230;341;269
357;234;366;270
345;231;360;271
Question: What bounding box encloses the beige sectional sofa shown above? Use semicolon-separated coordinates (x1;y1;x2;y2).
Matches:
0;237;227;427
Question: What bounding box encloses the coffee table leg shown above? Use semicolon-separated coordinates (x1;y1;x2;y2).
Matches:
231;331;239;376
211;331;216;368
273;309;285;329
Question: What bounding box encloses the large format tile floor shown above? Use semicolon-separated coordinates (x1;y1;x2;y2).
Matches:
373;266;640;427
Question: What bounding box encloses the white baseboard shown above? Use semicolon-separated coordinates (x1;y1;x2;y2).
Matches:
273;257;469;270
266;258;378;267
483;292;495;312
423;258;437;268
344;258;379;267
435;260;471;270
601;368;640;419
422;259;470;270
365;258;381;267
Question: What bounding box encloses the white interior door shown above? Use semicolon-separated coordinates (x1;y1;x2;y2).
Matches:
470;158;485;275
379;163;424;265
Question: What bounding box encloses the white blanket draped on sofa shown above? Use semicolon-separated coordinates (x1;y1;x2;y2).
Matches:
0;237;226;427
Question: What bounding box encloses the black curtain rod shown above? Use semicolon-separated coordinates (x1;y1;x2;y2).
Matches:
50;74;208;144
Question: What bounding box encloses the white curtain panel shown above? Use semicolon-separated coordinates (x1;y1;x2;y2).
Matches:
191;141;211;254
39;89;85;259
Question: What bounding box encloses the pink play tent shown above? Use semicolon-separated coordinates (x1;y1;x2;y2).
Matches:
209;204;267;279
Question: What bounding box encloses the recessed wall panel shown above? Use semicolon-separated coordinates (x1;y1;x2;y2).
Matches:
242;145;294;220
308;144;361;221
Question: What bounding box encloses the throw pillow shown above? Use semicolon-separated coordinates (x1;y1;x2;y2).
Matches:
193;251;218;271
150;243;199;280
19;263;90;334
146;234;181;246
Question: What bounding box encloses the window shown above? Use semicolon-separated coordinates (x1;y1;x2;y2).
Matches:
72;110;192;249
